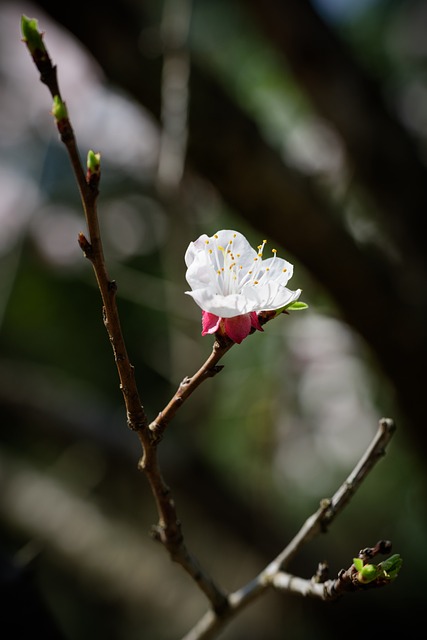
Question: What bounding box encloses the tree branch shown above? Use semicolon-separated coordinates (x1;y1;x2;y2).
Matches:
182;418;396;640
266;417;396;572
148;336;232;441
21;17;228;613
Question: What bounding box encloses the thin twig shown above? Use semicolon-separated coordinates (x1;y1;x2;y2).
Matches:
265;417;396;573
272;539;398;599
148;336;233;441
182;418;396;640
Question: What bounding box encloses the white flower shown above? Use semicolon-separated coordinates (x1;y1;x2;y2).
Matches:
185;230;301;343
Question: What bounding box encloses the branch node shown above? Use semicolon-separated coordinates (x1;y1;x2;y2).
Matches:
358;540;392;561
379;417;396;435
150;524;163;543
319;498;331;510
108;280;118;294
312;561;329;583
213;595;230;617
209;364;224;377
77;232;93;259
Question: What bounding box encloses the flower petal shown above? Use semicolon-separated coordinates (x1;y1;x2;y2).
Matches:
254;256;294;285
243;282;302;310
186;289;260;317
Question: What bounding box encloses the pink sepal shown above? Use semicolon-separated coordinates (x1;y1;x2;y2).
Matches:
201;310;263;344
201;311;221;335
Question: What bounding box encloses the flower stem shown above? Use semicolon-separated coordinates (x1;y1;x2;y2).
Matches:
149;336;233;441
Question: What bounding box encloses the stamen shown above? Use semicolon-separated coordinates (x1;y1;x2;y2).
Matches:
207;232;286;297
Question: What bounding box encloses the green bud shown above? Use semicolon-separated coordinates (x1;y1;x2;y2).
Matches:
21;15;45;54
52;95;68;121
357;563;379;584
87;150;101;174
355;554;402;584
353;558;364;572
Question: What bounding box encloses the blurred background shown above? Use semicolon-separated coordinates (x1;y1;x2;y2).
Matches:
1;0;427;638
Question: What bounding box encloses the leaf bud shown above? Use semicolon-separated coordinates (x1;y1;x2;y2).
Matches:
52;95;68;122
87;150;101;175
357;564;378;584
21;15;46;57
